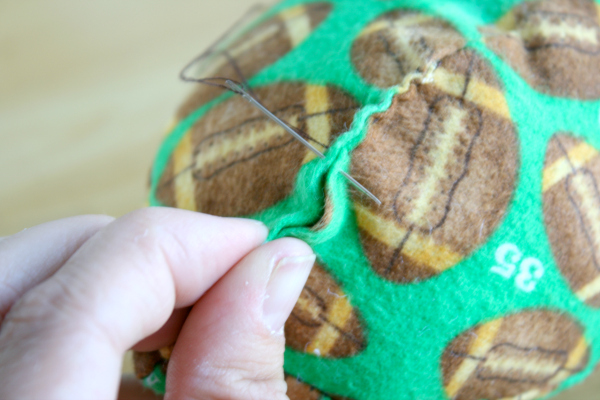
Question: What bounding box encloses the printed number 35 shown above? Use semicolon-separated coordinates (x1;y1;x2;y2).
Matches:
491;243;544;293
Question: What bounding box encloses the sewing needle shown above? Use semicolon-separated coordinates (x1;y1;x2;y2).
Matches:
225;80;382;206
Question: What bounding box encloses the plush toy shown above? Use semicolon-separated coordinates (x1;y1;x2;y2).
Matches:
133;0;600;398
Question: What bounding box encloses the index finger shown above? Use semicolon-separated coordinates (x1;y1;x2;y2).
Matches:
0;208;268;400
0;215;114;320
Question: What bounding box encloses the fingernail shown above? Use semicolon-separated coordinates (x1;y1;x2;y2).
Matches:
262;254;316;333
231;218;269;235
248;219;269;232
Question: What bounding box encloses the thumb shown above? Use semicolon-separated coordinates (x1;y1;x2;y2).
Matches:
166;238;315;400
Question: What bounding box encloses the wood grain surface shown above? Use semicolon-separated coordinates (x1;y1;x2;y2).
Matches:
0;0;258;235
0;0;597;398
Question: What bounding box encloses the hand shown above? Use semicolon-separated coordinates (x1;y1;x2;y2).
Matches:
0;208;315;400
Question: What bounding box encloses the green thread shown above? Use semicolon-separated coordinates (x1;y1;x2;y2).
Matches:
148;0;600;398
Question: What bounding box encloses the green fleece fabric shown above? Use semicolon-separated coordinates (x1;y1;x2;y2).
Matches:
146;0;600;399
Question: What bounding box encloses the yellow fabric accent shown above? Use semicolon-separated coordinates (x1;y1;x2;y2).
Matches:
355;204;462;271
548;337;588;386
445;318;503;398
280;5;311;47
565;169;600;301
433;67;465;97
577;274;600;302
295;295;322;320
482;352;562;377
495;10;516;32
306;290;354;356
193;116;298;171
158;346;173;360
433;68;511;119
542;142;598;192
500;389;545;400
358;14;433;38
388;27;427;74
465;78;511;120
520;18;599;46
406;106;467;226
355;203;410;246
303;85;331;164
173;133;197;211
571;170;600;254
565;336;589;370
279;4;307;21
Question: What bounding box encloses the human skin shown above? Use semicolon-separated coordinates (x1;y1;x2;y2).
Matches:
0;208;315;400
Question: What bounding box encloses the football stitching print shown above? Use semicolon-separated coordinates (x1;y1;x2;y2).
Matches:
137;0;600;399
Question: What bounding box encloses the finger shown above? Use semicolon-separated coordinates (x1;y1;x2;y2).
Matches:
167;238;315;400
0;208;268;400
0;215;114;319
133;308;190;352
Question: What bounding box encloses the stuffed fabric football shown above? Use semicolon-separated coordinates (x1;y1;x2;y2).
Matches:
134;0;600;399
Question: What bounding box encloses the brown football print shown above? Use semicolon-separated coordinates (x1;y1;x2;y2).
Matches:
351;10;465;88
133;351;162;379
178;2;332;119
482;0;600;99
441;310;589;400
543;134;600;307
351;48;518;283
286;374;352;400
285;262;366;358
156;82;359;216
133;344;174;379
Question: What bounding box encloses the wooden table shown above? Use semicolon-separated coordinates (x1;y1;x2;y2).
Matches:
0;0;262;235
1;0;597;398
